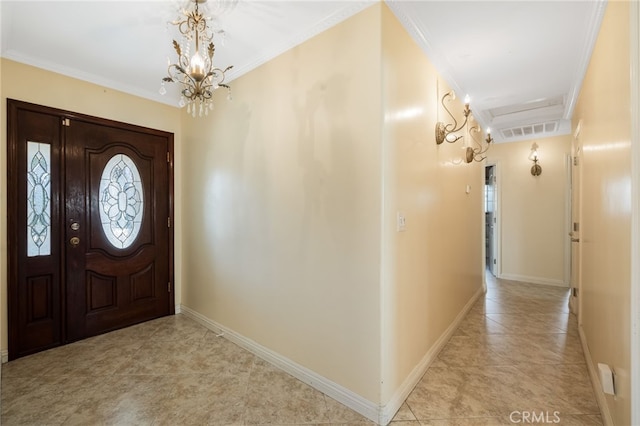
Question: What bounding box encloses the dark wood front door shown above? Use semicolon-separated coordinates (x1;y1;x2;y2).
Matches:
7;100;174;359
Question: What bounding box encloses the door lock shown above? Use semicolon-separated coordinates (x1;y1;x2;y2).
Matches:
69;236;80;247
70;222;80;231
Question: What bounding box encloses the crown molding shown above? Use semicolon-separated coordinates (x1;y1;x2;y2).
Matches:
563;0;608;120
225;1;375;83
383;0;464;104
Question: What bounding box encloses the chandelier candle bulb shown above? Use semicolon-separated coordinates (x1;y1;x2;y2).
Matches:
190;52;206;82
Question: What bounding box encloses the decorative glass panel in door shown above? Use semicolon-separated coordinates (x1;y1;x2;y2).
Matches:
98;154;144;249
27;141;51;257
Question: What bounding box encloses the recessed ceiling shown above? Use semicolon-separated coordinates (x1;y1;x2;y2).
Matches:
1;0;606;143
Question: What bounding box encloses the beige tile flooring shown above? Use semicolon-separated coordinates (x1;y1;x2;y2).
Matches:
1;274;601;425
394;273;602;425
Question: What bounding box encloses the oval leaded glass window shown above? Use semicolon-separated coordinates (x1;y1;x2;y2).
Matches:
99;154;144;249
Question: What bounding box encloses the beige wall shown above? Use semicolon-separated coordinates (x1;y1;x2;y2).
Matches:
487;136;571;286
180;5;383;402
180;3;483;408
380;5;484;402
572;2;632;424
0;58;183;353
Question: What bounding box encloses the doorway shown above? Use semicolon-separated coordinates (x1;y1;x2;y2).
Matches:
485;164;498;275
7;100;175;360
569;122;583;319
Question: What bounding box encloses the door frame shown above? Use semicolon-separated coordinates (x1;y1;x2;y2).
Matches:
6;99;175;359
564;153;572;291
569;122;583;321
630;0;640;422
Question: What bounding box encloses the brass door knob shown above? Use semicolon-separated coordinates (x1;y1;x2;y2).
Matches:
69;236;80;247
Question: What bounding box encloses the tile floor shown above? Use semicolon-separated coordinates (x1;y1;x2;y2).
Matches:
1;273;602;425
394;273;602;425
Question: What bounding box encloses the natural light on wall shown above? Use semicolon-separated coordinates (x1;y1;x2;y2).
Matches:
385;106;424;122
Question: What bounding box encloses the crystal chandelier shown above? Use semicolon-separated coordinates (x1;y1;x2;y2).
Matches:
160;0;234;117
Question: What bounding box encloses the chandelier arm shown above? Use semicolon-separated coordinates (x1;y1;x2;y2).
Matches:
195;21;211;41
169;64;200;95
200;89;214;100
177;19;192;36
209;67;225;78
167;63;188;80
178;53;191;71
198;79;215;92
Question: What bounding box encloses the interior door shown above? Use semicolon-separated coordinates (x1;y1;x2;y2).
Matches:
7;100;174;359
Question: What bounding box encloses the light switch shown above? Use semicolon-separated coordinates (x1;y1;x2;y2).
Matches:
397;212;406;232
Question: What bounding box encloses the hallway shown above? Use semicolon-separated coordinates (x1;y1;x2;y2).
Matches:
1;275;601;425
394;273;602;424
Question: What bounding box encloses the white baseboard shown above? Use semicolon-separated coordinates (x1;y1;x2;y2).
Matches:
578;326;614;426
179;306;381;424
378;285;485;424
1;350;8;364
499;273;567;288
180;284;484;426
180;285;484;425
174;304;182;314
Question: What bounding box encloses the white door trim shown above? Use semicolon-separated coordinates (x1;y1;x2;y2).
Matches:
564;152;572;289
629;0;640;423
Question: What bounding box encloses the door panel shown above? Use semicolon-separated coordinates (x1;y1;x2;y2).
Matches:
8;105;63;358
7;100;174;359
65;119;170;342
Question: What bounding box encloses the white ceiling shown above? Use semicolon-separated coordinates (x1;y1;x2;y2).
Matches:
1;0;607;143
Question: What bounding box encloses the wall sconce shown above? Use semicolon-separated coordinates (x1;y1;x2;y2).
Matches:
529;142;542;176
465;126;493;163
435;91;471;145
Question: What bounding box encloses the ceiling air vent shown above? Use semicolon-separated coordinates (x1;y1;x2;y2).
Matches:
500;121;558;140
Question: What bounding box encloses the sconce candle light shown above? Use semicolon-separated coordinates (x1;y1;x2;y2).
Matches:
465;126;492;163
529;142;542;176
435;91;471;145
